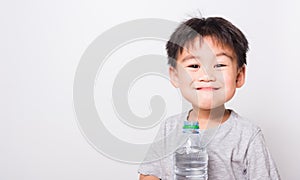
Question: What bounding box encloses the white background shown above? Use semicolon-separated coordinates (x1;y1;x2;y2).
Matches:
1;0;299;179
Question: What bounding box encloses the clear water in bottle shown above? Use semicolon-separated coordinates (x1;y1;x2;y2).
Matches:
174;121;208;180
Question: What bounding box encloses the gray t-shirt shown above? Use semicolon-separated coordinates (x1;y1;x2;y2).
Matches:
138;110;280;180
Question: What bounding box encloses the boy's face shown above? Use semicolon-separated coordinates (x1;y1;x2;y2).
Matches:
169;36;245;110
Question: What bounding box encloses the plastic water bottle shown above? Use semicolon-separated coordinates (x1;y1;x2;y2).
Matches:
174;121;208;180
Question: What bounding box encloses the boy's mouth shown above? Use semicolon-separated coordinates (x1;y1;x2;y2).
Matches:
196;87;220;91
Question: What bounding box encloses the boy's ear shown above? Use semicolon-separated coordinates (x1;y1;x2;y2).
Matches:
169;66;179;88
236;65;246;88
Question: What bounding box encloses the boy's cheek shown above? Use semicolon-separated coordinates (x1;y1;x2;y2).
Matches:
178;70;194;82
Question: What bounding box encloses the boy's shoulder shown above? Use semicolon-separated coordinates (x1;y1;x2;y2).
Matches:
164;109;190;123
165;110;189;122
230;110;260;130
224;110;262;141
159;110;190;135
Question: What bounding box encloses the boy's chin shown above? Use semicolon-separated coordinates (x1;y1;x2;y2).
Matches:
191;101;226;111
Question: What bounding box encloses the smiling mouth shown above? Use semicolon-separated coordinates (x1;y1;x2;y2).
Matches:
196;87;220;91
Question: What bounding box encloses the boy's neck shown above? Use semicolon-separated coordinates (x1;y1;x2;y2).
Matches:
188;105;230;130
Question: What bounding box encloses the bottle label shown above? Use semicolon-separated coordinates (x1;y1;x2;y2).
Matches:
182;121;199;134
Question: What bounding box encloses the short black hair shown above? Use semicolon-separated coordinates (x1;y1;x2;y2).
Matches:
166;17;249;68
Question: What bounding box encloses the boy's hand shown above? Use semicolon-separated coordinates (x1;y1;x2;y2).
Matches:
139;174;160;180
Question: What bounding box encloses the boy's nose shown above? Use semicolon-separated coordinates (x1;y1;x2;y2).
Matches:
197;68;216;82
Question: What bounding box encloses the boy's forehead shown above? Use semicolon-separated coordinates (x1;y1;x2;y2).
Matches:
178;36;236;62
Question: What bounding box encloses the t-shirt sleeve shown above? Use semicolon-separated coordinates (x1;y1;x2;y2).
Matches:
138;143;173;179
137;114;181;179
246;130;281;180
138;159;163;179
137;118;168;179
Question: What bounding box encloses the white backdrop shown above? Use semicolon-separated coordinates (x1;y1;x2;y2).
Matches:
1;0;299;179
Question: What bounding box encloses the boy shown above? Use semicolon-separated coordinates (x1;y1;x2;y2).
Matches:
138;17;280;180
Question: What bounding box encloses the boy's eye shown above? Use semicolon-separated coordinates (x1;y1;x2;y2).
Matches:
214;64;227;68
187;64;200;69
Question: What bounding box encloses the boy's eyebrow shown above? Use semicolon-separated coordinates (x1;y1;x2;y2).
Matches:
180;53;233;62
180;55;196;62
216;52;234;60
